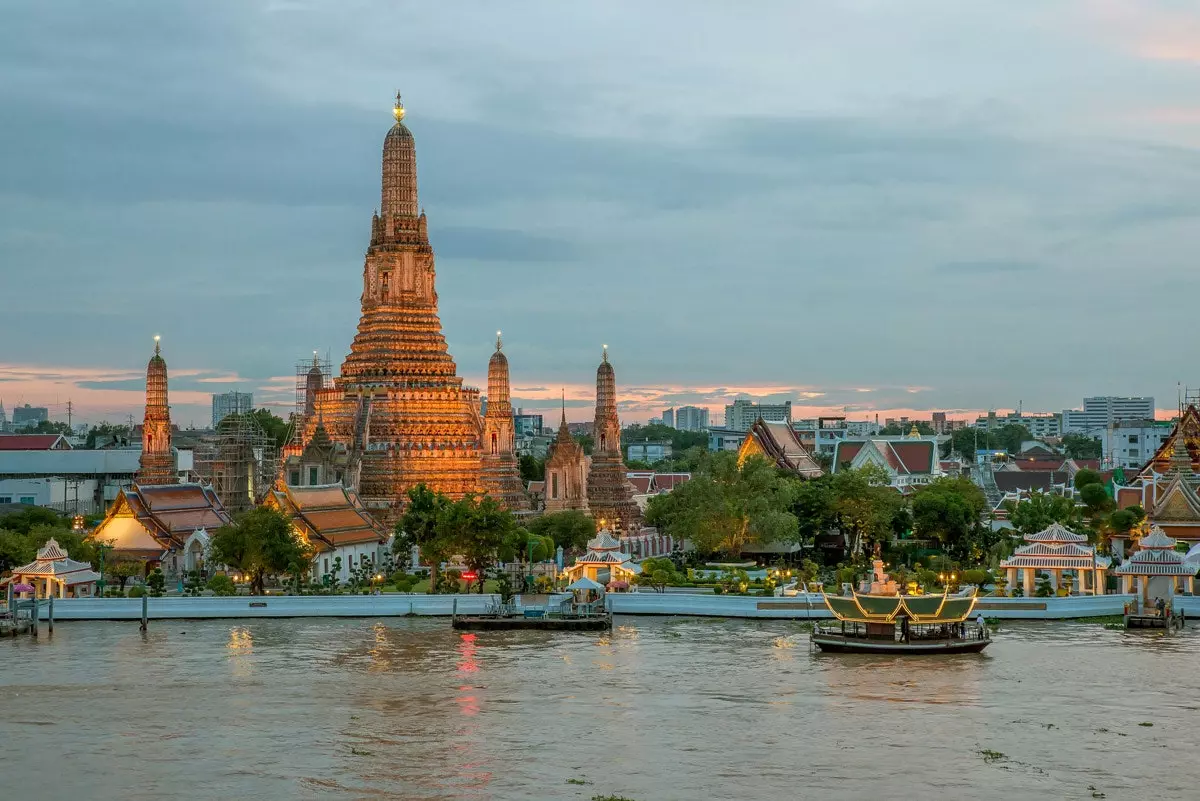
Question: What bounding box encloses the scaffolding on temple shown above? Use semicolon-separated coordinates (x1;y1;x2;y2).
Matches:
192;412;279;514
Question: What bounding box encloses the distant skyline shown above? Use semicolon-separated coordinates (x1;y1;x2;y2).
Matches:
3;1;1199;429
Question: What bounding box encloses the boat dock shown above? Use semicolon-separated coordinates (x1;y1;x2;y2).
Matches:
1124;600;1185;631
451;596;612;632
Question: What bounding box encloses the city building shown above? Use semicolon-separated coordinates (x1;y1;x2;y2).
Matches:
831;433;942;492
11;404;48;431
211;391;253;428
89;483;232;577
479;334;530;512
586;348;641;533
1062;396;1155;435
0;449;143;515
513;409;544;437
264;482;390;584
544;399;589;514
298;95;482;524
626;440;672;464
973;411;1062;439
674;405;710;431
1101;419;1173;470
0;400;7;432
724;399;791;432
737;418;822;477
136;337;177;486
0;434;71;451
661;408;675;428
707;427;746;453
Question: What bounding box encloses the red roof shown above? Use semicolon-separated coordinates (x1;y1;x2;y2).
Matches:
888;441;936;474
653;473;691;491
0;434;71;451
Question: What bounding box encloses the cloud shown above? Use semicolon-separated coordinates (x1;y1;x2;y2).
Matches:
934;260;1044;274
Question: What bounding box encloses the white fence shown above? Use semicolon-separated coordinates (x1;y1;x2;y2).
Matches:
32;591;1149;622
608;591;1139;620
35;594;499;621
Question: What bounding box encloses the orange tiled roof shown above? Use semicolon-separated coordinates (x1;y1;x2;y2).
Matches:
268;482;387;550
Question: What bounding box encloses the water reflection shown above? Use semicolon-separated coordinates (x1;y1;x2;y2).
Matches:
3;617;1199;800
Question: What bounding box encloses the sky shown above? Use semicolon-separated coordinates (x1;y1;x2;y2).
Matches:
3;0;1200;429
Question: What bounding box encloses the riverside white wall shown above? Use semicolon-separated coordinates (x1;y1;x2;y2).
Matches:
33;591;1143;621
36;594;499;621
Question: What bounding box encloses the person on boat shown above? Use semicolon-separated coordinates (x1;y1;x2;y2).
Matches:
976;613;986;636
1156;597;1166;616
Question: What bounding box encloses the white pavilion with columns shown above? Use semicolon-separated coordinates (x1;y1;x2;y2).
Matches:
1113;526;1196;602
1000;522;1111;596
2;538;100;599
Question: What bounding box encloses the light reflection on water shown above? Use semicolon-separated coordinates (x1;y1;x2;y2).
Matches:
1;617;1197;800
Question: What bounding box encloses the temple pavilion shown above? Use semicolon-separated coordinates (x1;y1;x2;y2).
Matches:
563;530;641;586
1113;526;1196;601
999;522;1111;595
1;538;100;598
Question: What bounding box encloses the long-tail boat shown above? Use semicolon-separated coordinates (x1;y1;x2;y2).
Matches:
811;590;991;654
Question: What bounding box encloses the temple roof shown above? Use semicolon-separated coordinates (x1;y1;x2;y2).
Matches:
1139;405;1200;478
1151;474;1200;522
1024;522;1088;543
740;418;823;477
1115;527;1194;575
587;530;621;550
6;538;100;583
824;591;977;624
267;482;387;550
832;436;937;477
91;483;231;555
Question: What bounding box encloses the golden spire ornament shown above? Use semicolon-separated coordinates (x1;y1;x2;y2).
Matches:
393;91;406;122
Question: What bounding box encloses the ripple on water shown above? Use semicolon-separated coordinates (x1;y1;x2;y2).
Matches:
2;617;1199;800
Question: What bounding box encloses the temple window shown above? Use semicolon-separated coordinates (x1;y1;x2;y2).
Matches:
600;434;607;450
491;433;498;455
552;473;559;499
309;467;319;485
290;471;300;485
381;272;390;296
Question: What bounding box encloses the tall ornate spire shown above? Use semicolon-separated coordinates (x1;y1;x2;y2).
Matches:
302;97;482;522
479;333;529;511
137;335;176;485
586;347;641;532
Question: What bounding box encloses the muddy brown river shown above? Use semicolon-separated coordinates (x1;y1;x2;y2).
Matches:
0;617;1193;800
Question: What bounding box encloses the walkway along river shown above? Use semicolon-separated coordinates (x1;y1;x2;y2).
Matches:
1;617;1197;800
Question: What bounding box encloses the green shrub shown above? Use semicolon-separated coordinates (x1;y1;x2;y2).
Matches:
207;574;236;596
146;568;165;597
127;586;146;598
961;569;991;587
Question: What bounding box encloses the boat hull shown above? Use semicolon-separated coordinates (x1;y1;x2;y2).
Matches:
811;633;991;654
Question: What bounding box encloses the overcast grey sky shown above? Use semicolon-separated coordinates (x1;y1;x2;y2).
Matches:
3;0;1200;427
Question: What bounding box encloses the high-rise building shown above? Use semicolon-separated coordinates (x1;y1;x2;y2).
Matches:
211;391;253;428
479;334;530;511
973;411;1062;439
1062;397;1155;435
675;405;710;431
513;409;544;437
0;400;7;432
724;399;791;432
661;408;675;428
301;94;482;522
11;404;48;431
136;337;177;485
586;348;641;532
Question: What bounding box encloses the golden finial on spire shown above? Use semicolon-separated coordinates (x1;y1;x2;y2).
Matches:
154;334;161;355
602;344;608;363
392;91;406;122
496;330;503;351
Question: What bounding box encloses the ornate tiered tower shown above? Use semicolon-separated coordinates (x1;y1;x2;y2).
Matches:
136;336;176;485
585;347;641;532
544;394;589;513
306;94;481;520
479;333;531;510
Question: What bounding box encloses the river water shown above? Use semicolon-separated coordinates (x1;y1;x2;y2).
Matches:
0;617;1193;800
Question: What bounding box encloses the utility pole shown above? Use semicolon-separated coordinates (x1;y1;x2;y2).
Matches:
66;399;73;429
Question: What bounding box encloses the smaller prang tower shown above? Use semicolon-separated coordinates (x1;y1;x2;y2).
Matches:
479;332;530;511
136;336;177;485
585;346;640;533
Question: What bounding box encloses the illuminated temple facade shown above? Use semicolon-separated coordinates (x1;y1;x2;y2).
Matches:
480;334;531;511
302;95;482;522
136;337;176;486
585;348;641;533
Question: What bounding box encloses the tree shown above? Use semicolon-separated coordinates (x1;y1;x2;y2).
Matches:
911;476;989;558
146;567;166;596
992;424;1033;456
85;422;132;449
518;455;545;483
1074;468;1104;490
1062;434;1102;460
210;507;311;595
574;433;594;455
249;408;291;448
791;475;836;543
829;465;902;555
634;556;682;592
441;494;517;593
32;420;73;435
529;510;594;552
109;560;143;593
394;484;451;594
879;422;935;436
644;452;799;557
1005;491;1083;536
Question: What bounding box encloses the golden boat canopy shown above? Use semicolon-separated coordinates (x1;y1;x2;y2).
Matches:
823;591;978;624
